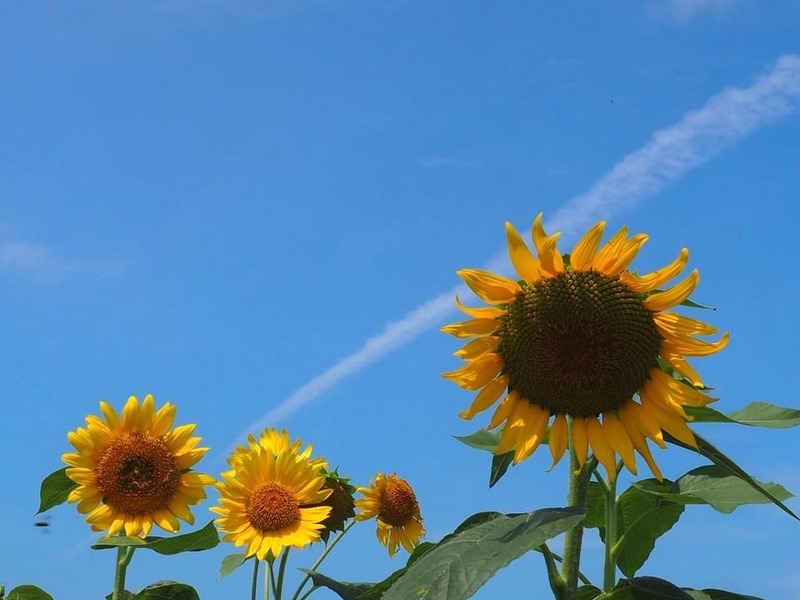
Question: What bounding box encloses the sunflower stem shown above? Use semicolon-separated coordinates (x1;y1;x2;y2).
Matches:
290;521;355;600
250;558;260;600
560;447;596;600
275;547;290;600
539;543;566;598
602;468;620;592
267;555;278;600
112;546;135;600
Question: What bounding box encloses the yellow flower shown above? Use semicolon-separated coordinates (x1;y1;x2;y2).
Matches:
227;428;325;472
442;214;729;481
212;429;332;560
355;473;425;557
62;394;214;537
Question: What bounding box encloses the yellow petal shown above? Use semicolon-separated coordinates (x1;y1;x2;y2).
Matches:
457;269;521;304
547;414;568;470
648;368;716;407
531;212;548;252
662;352;705;387
603;234;649;276
618;406;663;481
512;404;550;464
586;416;618;481
488;391;519;429
505;221;542;282
640;393;697;447
442;353;503;390
619;248;689;293
459;376;509;419
592;226;628;273
661;332;730;357
570;417;588;472
653;312;718;336
602;413;637;475
441;318;500;339
644;269;699;312
455;295;505;319
570;221;606;271
454;336;500;360
538;233;564;276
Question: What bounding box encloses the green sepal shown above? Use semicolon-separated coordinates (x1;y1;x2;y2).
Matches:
92;520;220;554
37;468;78;514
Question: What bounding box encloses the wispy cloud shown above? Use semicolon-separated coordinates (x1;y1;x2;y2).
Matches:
659;0;741;21
0;241;124;281
227;54;800;451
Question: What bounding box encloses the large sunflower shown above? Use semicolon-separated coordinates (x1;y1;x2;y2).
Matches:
355;473;425;557
442;214;728;481
212;430;332;559
62;394;214;537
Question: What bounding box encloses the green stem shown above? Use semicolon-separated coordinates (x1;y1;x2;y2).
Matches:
290;522;355;600
275;548;290;600
268;556;278;600
539;543;566;599
602;464;622;592
534;546;593;586
560;441;597;600
251;559;260;600
112;546;135;600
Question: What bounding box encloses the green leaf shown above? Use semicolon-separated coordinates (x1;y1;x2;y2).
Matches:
300;571;373;600
664;432;799;520
37;468;77;514
584;482;607;529
578;585;603;600
105;592;135;600
675;466;792;514
603;576;694;600
6;585;54;600
614;488;684;578
686;402;800;428
454;430;500;452
688;590;763;600
489;451;513;487
381;507;584;600
133;581;200;600
219;553;249;579
92;521;220;554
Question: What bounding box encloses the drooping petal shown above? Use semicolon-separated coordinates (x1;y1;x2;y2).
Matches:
455;295;505;319
441;318;500;338
661;331;730;357
570;417;589;472
602;413;637;475
454;335;500;360
653;312;718;336
586;416;617;481
619;248;689;293
512;404;550;464
442;353;503;390
644;269;700;312
458;376;509;419
547;414;568;470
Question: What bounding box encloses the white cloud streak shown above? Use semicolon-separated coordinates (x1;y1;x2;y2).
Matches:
0;241;124;281
227;54;800;453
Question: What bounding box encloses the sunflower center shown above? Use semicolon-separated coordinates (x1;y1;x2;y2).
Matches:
498;270;662;417
247;483;299;532
95;433;180;516
378;478;419;527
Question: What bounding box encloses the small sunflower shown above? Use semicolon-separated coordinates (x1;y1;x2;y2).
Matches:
62;394;214;537
442;214;729;481
212;430;332;559
355;473;424;557
310;469;357;542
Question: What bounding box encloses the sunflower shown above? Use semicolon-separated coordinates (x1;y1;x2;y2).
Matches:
227;428;326;472
442;214;728;481
62;394;215;537
355;473;425;557
212;430;332;560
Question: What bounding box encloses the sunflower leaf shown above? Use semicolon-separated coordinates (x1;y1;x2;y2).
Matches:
6;585;55;600
489;451;514;487
219;553;249;579
601;576;695;599
684;589;763;600
663;433;799;520
381;507;584;600
632;466;793;515
132;581;199;600
686;402;800;428
454;429;500;452
299;570;373;600
578;585;603;600
92;521;220;554
37;467;77;514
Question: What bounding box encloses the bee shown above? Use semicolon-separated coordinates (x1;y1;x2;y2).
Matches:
33;514;51;532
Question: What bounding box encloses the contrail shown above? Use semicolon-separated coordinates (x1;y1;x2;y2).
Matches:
226;54;800;455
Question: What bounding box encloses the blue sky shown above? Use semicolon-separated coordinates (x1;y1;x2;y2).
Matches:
2;1;799;598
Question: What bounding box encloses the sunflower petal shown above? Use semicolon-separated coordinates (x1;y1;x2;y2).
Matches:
547;414;568;470
455;295;505;319
505;221;542;282
457;269;521;304
586;416;618;481
441;318;500;339
459;376;509;419
570;221;606;271
620;248;689;293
